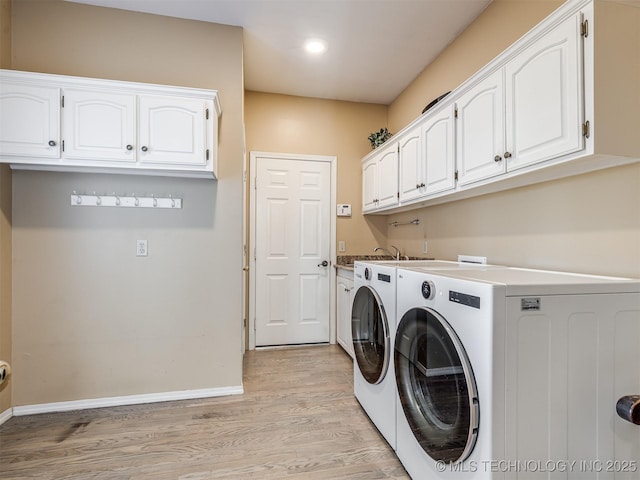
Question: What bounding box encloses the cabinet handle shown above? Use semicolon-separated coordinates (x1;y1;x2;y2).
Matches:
494;155;502;162
141;146;148;152
504;151;512;159
48;140;56;147
126;145;133;151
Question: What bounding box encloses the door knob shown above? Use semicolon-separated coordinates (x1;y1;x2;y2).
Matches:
318;260;329;267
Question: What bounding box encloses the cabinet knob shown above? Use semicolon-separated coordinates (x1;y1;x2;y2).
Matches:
126;145;133;151
504;151;512;159
494;155;502;162
416;184;420;189
141;146;148;152
420;182;425;188
48;140;56;147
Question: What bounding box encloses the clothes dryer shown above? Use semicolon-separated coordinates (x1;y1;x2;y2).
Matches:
351;260;504;450
352;261;398;448
394;266;640;479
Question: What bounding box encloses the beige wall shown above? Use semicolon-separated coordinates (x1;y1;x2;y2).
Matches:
245;91;389;254
0;0;12;414
389;0;563;132
10;0;244;406
383;0;640;278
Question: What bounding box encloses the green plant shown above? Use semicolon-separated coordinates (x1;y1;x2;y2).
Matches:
368;128;392;149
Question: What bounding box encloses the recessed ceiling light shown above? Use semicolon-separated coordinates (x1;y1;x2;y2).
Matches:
304;39;327;54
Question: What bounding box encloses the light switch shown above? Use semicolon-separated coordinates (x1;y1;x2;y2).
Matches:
338;241;346;252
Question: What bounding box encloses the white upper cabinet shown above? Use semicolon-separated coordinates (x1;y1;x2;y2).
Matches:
362;141;398;213
377;143;399;209
505;13;583;171
361;0;639;215
362;156;378;213
63;89;136;162
138;95;207;166
0;70;221;178
424;104;456;195
398;125;424;202
0;83;60;159
456;70;506;186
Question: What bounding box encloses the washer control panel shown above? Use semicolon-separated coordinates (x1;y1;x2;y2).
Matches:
421;281;435;300
449;290;481;309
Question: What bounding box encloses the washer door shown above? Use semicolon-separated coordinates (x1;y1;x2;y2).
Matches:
351;285;390;385
395;307;479;463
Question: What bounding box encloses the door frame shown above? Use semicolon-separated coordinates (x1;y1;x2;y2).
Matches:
248;151;337;350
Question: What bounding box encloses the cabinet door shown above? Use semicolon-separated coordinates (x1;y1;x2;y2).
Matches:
424;105;456;195
336;276;354;359
398;125;425;202
377;143;399;208
456;70;506;186
0;83;60;158
505;14;583;171
63;89;136;162
362;157;378;213
139;95;207;166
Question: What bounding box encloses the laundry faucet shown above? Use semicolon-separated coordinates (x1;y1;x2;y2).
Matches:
374;245;401;261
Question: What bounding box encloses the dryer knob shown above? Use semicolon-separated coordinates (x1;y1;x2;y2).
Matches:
421;280;435;300
364;267;371;281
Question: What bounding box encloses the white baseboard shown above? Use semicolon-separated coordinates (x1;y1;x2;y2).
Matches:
0;407;13;426
12;385;244;417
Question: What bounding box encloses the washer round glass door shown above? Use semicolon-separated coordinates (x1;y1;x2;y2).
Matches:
395;307;479;463
351;285;390;384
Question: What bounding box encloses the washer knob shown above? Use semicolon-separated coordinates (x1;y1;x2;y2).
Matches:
364;267;371;280
421;280;435;300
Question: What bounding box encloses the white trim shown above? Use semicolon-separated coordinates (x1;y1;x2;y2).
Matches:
249;151;338;350
0;407;13;425
12;386;244;417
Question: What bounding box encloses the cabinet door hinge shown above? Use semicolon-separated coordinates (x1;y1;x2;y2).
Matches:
206;108;210;120
206;149;210;161
454;170;459;181
580;19;588;38
397;191;400;199
62;140;65;152
454;107;458;119
61;96;65;108
582;120;590;138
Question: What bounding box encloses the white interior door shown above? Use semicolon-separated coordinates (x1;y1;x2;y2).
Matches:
254;155;332;346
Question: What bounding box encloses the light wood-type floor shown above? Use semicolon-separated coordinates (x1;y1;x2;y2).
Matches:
0;345;409;479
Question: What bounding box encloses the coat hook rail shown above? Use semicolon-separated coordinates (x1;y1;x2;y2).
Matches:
71;191;182;209
389;218;420;227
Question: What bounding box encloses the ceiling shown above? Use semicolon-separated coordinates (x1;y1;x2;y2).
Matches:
67;0;492;105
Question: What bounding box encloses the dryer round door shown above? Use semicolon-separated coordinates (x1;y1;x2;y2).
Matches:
351;285;390;385
395;307;479;464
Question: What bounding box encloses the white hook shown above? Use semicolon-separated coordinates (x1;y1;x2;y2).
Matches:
96;194;101;206
114;192;121;206
153;194;157;207
170;195;175;208
133;193;139;207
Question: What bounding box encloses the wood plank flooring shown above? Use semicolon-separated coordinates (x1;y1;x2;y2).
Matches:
0;345;409;479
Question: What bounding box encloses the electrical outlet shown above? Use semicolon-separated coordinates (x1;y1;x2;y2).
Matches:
137;239;148;257
423;240;428;254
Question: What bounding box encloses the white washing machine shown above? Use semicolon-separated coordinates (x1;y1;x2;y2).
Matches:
394;266;640;479
351;259;505;450
352;261;399;448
